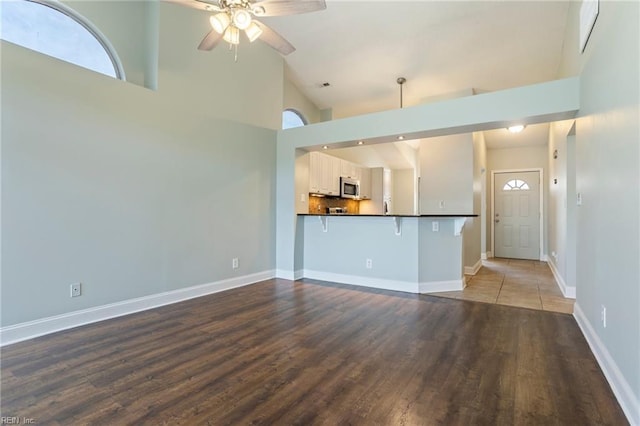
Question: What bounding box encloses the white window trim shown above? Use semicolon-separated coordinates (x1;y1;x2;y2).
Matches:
28;0;126;80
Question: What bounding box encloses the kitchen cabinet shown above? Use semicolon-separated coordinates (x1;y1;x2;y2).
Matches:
310;151;341;196
359;167;389;214
359;167;372;199
340;160;360;179
309;151;321;193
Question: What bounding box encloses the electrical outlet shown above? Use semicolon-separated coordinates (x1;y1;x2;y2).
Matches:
232;258;239;269
70;283;82;298
439;200;445;209
601;305;607;328
366;259;372;269
432;221;439;232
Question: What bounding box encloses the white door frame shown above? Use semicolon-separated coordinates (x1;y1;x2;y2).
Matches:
490;168;544;260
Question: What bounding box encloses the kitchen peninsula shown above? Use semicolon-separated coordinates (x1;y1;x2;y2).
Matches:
298;213;477;294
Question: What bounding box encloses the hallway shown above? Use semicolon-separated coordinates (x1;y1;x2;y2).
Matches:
433;258;574;314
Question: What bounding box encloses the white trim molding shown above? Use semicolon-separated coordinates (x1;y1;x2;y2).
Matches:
573;303;640;425
302;270;464;295
418;279;464;293
303;270;419;293
0;270;275;347
464;259;483;276
547;258;576;299
275;269;297;281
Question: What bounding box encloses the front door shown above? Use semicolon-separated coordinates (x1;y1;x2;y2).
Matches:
494;171;540;260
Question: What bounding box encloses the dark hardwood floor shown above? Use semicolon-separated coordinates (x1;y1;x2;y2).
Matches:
1;278;628;425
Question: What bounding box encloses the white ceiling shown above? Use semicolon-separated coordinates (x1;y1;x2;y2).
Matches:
262;0;570;120
261;1;570;168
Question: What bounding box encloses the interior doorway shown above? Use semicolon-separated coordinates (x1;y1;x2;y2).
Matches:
492;169;543;260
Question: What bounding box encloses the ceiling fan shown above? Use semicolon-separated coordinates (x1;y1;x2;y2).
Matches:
166;0;326;57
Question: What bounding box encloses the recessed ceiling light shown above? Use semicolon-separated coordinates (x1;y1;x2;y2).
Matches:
357;140;364;145
397;135;405;140
508;125;526;133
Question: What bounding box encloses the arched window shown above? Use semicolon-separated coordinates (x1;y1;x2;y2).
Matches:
1;0;125;80
282;109;307;129
503;179;530;191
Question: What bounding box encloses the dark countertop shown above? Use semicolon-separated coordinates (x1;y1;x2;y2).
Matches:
298;213;478;218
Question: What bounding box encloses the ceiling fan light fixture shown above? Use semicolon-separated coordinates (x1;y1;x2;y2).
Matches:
210;13;230;34
244;22;263;42
223;25;240;45
232;9;252;30
252;5;266;15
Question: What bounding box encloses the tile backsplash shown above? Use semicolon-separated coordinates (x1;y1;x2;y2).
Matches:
309;195;359;214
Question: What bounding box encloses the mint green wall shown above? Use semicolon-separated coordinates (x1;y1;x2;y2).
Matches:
566;1;639;418
547;120;576;287
1;37;278;326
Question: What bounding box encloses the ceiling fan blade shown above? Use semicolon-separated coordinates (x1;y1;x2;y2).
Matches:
253;21;295;55
251;0;326;17
198;30;223;51
163;0;223;13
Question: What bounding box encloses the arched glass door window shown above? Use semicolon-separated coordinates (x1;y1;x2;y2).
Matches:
282;109;307;129
502;179;530;191
1;0;125;80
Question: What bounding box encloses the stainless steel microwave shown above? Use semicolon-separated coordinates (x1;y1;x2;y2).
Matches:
340;177;360;199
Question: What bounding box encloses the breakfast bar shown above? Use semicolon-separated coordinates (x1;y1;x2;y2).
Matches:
297;214;477;294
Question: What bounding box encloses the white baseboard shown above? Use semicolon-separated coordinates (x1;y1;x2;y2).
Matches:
275;269;296;280
303;270;419;293
0;270;275;347
482;251;493;259
301;270;464;295
573;303;639;425
547;259;576;299
464;259;483;275
418;279;465;293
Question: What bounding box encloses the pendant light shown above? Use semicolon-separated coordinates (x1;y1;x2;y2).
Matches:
397;77;406;108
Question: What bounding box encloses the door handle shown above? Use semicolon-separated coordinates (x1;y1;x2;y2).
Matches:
495;219;500;223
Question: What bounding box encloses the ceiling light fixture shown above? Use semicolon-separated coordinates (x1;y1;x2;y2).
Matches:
322;145;329;150
508;125;526;133
232;9;252;30
397;136;405;140
170;0;326;61
397;77;407;108
357;140;364;145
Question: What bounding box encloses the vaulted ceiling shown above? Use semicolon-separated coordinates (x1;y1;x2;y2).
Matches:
257;1;570;165
261;1;570;120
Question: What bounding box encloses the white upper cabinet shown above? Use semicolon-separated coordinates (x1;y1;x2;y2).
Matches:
309;153;369;197
340;160;360;179
309;152;321;194
310;152;341;196
359;167;372;199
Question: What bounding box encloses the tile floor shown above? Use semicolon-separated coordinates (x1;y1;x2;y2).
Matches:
432;258;575;314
